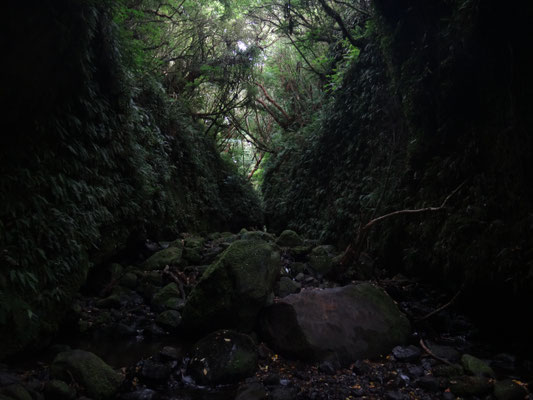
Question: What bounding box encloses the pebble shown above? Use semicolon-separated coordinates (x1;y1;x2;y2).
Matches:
392;345;422;362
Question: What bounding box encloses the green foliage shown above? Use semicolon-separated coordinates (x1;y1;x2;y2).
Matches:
0;0;262;359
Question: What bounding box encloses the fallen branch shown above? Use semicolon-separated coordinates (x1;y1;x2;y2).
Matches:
419;339;454;366
340;181;466;268
163;266;186;300
416;285;464;322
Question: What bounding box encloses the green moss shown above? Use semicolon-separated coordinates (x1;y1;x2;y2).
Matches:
142;247;183;271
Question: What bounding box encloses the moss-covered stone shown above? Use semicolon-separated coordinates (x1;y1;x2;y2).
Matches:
0;385;32;400
461;354;496;378
119;272;138;289
44;379;77;400
450;376;492;397
188;330;258;385
156;310;182;331
308;245;335;276
51;349;123;400
493;379;528;400
276;230;304;247
95;294;121;309
432;363;464;378
152;283;181;309
182;240;280;333
142;247;183;271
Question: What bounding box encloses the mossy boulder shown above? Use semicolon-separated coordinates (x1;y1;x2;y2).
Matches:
142;246;183;271
450;376;492;397
44;380;77;400
461;354;496;377
119;272;138;289
0;385;32;400
156;310;182;331
259;283;411;365
188;330;258;385
276;230;304;247
308;245;336;276
493;379;529;400
151;283;181;309
50;349;123;399
182;240;280;333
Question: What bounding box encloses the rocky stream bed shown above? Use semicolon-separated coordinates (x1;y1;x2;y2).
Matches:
0;230;531;400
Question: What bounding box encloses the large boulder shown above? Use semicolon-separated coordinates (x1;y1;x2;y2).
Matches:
188;329;258;385
308;245;336;276
275;230;303;247
259;283;411;365
50;350;123;400
182;240;280;333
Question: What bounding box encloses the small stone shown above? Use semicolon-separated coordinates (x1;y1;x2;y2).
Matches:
295;273;305;282
392;345;422;362
493;379;528;400
424;341;460;362
406;364;424;377
140;360;171;382
318;360;338;375
44;380;76;400
461;354;496;378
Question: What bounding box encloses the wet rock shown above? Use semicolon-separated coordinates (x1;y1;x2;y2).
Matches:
392;345;421;362
308;245;336;276
151;283;181;309
295;273;306;282
159;346;181;361
51;349;123;400
449;376;492;397
269;386;298;400
385;390;407;400
276;230;303;247
0;371;19;386
493;353;517;373
140;360;171;382
289;246;312;260
235;382;268;400
119;389;158;400
461;354;496;377
0;384;32;400
144;323;167;338
160;297;184;311
493;379;529;400
44;379;76;400
406;364;424;377
319;359;340;375
259;283;411;365
275;277;301;298
415;376;442;392
182;240;280;333
263;373;281;386
155;310;181;331
188;329;258;385
142;246;183;271
424;341;460;362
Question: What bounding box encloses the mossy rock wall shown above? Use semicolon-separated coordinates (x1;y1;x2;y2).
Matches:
0;1;261;359
262;0;533;341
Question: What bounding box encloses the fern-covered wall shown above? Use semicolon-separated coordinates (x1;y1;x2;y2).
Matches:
262;0;533;339
0;0;261;358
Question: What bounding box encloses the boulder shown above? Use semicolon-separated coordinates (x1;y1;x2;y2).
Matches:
308;245;336;276
493;379;529;400
51;350;123;400
275;277;301;298
151;283;181;309
241;231;275;242
276;230;303;247
142;246;183;271
182;240;280;333
188;330;258;385
44;380;76;400
259;283;410;365
155;310;182;331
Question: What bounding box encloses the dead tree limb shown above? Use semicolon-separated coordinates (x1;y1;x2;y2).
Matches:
340;181;466;268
